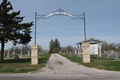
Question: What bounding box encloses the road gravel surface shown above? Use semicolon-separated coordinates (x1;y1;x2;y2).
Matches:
0;53;120;80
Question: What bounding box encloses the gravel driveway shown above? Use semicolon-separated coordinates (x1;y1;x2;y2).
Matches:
40;53;120;75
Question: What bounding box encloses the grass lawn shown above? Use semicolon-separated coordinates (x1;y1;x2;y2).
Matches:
0;53;51;73
59;53;120;71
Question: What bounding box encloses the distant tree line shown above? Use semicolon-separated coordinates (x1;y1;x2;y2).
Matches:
4;45;31;54
60;45;77;53
49;38;78;53
3;45;48;55
3;41;120;55
101;41;120;52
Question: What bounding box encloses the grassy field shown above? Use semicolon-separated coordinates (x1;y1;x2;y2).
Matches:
59;53;120;71
0;53;51;73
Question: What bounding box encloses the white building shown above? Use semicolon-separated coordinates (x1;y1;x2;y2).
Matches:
78;37;103;58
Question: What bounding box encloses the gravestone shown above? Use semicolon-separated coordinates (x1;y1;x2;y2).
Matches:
78;50;80;59
104;51;106;54
14;53;19;59
7;51;10;57
111;54;118;59
12;51;15;55
20;51;23;58
39;52;41;55
67;50;68;53
70;51;71;53
71;53;73;57
104;53;109;58
109;50;114;56
28;51;30;57
82;42;90;63
75;50;77;54
59;51;61;53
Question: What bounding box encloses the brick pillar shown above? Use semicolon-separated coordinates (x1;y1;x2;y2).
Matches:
31;45;39;65
82;42;90;63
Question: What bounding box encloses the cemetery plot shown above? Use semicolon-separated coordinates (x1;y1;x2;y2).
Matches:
104;50;118;59
0;53;51;73
59;53;120;71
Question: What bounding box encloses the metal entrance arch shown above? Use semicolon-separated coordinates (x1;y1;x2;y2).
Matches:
34;8;86;45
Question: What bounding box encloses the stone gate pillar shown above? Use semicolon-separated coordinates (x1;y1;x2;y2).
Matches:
82;42;90;63
31;45;39;65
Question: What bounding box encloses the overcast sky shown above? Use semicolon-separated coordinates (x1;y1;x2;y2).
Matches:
0;0;120;50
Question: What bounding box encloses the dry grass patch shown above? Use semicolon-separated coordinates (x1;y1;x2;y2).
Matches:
58;61;63;65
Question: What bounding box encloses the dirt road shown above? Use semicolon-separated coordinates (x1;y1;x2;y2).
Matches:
38;53;120;75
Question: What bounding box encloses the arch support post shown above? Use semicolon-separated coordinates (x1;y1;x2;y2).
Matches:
83;12;86;42
35;12;37;45
82;42;90;63
31;45;39;65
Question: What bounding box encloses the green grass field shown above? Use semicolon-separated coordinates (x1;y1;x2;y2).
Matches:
0;53;51;73
59;53;120;71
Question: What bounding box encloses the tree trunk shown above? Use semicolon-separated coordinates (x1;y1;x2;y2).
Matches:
0;40;4;62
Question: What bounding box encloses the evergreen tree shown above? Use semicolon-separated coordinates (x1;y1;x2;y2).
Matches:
54;38;60;52
49;39;55;53
55;38;60;49
49;38;61;53
0;0;33;62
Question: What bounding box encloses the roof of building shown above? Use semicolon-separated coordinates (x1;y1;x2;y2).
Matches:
79;37;103;44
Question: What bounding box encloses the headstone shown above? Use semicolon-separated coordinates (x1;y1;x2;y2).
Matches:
39;52;41;55
109;50;111;54
111;50;114;54
109;50;114;56
111;54;118;59
104;51;106;54
7;51;10;57
20;51;23;58
75;50;77;54
14;53;19;59
28;51;30;57
31;45;39;65
104;51;108;55
13;51;15;55
99;45;101;58
42;52;43;54
104;53;109;58
70;51;71;53
67;50;68;53
59;51;61;53
78;50;80;59
82;42;90;63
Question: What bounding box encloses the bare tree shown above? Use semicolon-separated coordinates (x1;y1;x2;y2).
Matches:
66;45;73;52
61;47;67;53
60;45;77;53
39;46;43;53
